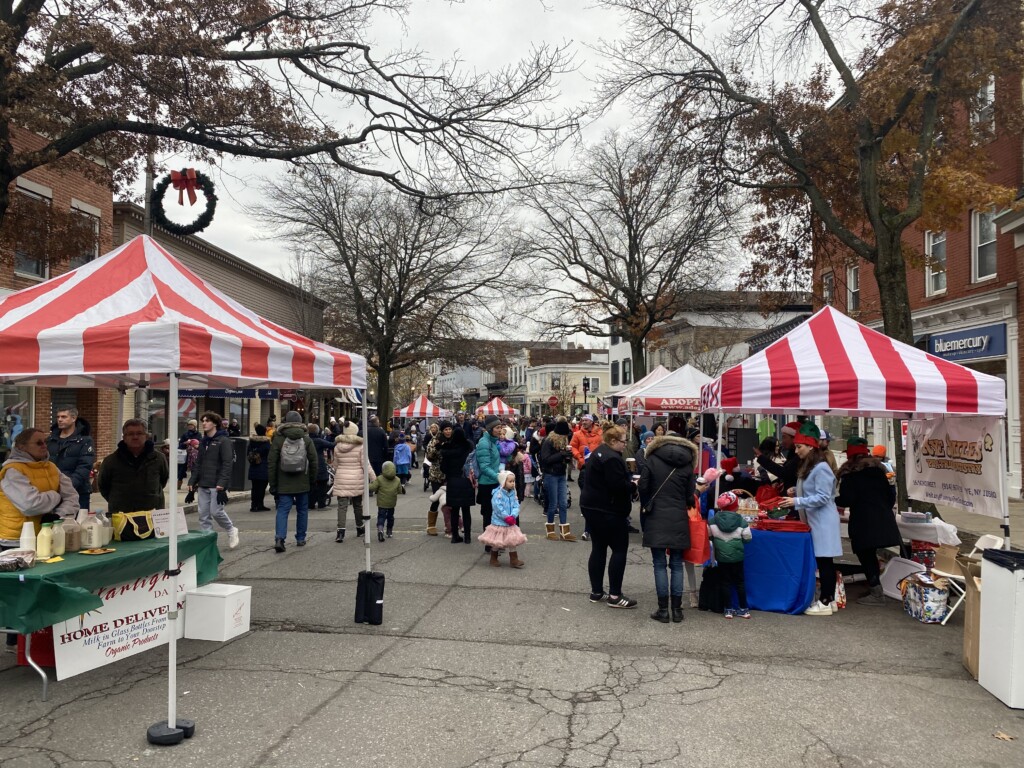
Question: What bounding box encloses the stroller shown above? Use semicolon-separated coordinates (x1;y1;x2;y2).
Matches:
535;470;572;509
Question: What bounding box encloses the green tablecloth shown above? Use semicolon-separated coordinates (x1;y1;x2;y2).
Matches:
0;532;221;634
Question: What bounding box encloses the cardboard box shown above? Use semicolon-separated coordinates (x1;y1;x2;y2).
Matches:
933;544;961;575
957;557;982;679
184;583;251;642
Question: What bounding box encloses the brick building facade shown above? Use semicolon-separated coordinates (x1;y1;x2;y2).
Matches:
812;74;1024;494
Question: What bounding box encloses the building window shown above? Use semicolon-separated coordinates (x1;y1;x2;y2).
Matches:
925;231;946;295
622;359;632;385
586;377;600;394
530;374;536;390
821;272;834;306
847;265;860;312
610;334;619;345
67;210;100;270
973;209;997;281
972;75;995;133
14;189;50;279
610;361;620;387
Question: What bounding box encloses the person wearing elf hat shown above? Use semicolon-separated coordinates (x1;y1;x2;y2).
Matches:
776;421;842;616
836;437;900;605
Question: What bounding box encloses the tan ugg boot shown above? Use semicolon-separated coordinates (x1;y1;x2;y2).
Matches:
559;524;577;542
426;510;438;536
545;523;558;540
489;550;501;567
509;551;524;568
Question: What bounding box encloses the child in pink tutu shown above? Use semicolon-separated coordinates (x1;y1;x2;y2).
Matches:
479;470;527;568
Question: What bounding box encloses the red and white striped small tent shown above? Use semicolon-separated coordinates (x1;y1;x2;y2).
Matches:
0;235;366;390
624;364;712;414
700;306;1005;417
393;395;450;419
479;397;519;416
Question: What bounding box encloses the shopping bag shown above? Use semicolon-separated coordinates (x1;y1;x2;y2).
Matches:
834;572;847;610
354;570;385;625
684;509;710;565
755;482;784;513
698;565;725;613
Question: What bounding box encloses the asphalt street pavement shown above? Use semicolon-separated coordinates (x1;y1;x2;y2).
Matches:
2;483;1024;767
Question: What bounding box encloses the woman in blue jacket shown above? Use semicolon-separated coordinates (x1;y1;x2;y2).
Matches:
475;415;503;549
778;422;842;616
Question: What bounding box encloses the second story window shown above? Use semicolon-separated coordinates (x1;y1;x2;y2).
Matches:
925;231;946;295
973;209;997;281
14;189;50;279
972;75;995;134
622;359;632;385
847;265;860;312
610;361;620;387
821;272;834;305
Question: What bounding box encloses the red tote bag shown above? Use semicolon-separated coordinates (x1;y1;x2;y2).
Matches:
684;508;711;565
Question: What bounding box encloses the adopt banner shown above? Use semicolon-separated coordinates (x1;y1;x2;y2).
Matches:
906;416;1003;518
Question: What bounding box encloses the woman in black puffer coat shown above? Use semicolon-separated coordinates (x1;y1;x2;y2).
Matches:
835;437;899;606
639;433;698;623
439;428;475;544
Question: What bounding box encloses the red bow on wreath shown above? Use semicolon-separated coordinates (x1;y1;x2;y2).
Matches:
170;168;199;206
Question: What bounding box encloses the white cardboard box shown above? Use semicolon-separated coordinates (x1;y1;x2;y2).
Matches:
184;583;252;642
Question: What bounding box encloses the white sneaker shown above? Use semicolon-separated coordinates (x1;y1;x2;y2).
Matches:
804;600;833;616
829;601;839;612
228;527;240;549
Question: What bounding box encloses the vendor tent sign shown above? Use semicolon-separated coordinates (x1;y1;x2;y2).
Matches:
906;416;1004;518
52;559;197;681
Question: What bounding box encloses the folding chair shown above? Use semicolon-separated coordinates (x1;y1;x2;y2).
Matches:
880;557;926;601
967;533;1003;558
931;544;965;626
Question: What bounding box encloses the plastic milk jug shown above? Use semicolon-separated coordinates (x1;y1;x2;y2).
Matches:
19;521;36;551
51;519;66;557
94;509;113;546
35;523;53;559
62;518;82;552
81;512;102;549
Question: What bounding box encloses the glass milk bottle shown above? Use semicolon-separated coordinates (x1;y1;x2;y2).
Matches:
36;522;53;558
51;519;66;556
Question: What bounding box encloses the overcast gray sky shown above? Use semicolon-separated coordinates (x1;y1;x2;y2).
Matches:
138;0;629;278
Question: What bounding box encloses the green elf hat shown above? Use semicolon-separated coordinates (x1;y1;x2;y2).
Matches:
793;421;821;448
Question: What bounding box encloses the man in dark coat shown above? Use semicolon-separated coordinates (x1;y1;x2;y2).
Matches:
638;432;698;622
189;411;239;548
366;415;388;477
836;437;900;605
247;424;272;511
268;411;318;552
307;423;334;509
97;418;169;514
46;406;95;510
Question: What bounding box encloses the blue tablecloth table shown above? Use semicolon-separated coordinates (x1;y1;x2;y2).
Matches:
743;528;817;614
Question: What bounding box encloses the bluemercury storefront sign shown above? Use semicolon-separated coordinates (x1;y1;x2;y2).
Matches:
905;416;1003;518
929;324;1006;362
52;559;197;680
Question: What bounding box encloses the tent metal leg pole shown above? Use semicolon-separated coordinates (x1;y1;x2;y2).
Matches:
715;410;724;499
148;372;194;745
363;392;372;573
1000;416;1011;549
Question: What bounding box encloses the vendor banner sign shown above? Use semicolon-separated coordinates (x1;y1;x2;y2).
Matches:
905;417;1003;518
52;558;197;680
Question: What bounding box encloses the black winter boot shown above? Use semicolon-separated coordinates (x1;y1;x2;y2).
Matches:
650;596;670;623
274;538;286;553
671;595;684;622
336;528;345;543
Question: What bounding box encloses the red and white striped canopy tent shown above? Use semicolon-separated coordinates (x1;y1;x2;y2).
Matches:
0;235;367;390
0;234;368;740
700;306;1005;417
479;397;519;416
623;364;712;414
393;395;450;419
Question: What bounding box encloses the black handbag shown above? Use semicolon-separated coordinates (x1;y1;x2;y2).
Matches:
354;570;385;625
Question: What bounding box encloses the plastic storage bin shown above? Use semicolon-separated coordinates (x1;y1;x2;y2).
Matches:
184;583;252;642
979;548;1024;708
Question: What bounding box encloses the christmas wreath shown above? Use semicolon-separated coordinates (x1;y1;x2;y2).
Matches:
150;168;217;236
